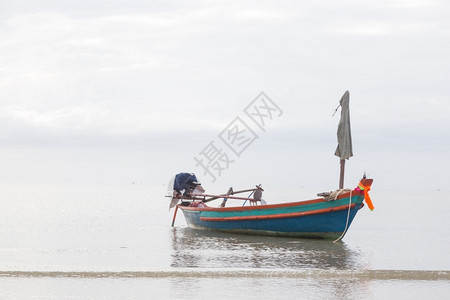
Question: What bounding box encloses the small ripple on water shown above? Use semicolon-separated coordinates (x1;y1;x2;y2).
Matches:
0;269;448;280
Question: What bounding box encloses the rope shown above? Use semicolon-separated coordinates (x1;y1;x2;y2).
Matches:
333;190;352;243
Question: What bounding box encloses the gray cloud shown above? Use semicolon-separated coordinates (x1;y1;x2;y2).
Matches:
0;0;449;187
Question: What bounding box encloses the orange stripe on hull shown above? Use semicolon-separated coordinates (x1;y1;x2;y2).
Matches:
200;203;357;222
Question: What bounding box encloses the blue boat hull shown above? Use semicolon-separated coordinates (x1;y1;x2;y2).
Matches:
178;191;366;239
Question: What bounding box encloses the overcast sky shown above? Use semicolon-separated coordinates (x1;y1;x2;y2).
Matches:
1;0;449;192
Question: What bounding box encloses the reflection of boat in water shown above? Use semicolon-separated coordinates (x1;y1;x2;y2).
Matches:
169;91;374;241
170;227;363;270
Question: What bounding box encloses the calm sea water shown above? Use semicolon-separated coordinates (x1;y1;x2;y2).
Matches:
0;183;449;299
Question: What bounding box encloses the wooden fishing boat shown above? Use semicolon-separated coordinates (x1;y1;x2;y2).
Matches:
174;179;372;240
169;91;374;240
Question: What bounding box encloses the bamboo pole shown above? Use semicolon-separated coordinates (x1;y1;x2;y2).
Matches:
192;194;257;201
171;205;179;227
339;159;345;189
220;187;234;207
201;187;261;203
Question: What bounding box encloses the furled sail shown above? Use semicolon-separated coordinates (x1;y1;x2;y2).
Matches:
334;91;353;160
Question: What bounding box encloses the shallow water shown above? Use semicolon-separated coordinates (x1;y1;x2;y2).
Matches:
0;183;449;299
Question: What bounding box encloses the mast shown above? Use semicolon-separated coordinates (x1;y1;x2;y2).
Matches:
334;91;353;189
339;159;345;189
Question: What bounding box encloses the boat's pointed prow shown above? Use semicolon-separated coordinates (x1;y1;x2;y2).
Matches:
357;178;374;211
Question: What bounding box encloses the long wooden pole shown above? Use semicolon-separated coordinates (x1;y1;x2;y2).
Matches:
201;187;260;203
339;159;345;189
220;187;234;207
192;194;257;201
171;205;179;227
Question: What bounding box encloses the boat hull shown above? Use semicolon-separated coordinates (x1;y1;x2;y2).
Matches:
178;191;365;239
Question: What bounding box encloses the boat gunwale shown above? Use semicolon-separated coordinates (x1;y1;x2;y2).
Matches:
178;190;361;212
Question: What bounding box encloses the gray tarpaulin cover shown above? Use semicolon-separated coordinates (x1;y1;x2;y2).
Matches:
334;91;353;160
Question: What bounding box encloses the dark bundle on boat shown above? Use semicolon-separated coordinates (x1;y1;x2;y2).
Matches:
173;172;201;197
